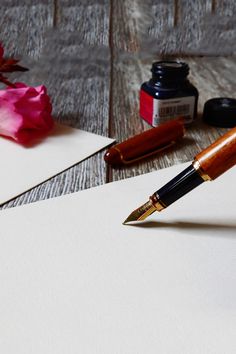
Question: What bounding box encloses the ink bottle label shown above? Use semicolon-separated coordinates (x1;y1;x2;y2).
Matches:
139;61;198;127
140;90;195;126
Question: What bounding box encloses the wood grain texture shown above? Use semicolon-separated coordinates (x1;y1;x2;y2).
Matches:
195;126;236;179
0;0;54;58
56;0;110;46
113;0;236;55
112;0;152;52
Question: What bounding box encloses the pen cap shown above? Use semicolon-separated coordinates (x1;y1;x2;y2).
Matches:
202;98;236;127
104;118;185;166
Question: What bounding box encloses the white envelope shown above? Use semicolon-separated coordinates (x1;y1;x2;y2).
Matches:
0;123;114;204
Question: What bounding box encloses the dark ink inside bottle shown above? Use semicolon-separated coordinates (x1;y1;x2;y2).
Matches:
140;61;198;127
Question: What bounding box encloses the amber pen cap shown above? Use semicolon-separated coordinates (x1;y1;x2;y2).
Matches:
104;118;185;166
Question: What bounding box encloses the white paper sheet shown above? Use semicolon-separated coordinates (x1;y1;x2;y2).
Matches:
0;163;236;354
0;124;114;204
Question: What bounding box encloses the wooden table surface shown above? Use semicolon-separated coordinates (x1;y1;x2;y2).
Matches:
1;0;235;209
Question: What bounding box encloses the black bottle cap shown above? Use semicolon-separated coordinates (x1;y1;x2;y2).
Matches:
203;98;236;128
151;61;189;80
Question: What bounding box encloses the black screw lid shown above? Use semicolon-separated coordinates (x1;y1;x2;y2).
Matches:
203;98;236;128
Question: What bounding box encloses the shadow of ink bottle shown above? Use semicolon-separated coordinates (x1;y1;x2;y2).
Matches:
140;61;198;127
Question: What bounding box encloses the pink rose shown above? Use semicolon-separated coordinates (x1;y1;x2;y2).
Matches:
0;83;54;144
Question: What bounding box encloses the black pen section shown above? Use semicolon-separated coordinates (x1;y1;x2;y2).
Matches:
155;164;204;207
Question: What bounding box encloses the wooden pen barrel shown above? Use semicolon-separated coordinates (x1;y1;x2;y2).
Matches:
195;126;236;180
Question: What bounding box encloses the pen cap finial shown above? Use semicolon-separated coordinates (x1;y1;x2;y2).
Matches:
104;147;121;165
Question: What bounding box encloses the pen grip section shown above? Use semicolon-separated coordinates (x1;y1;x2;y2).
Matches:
154;165;204;207
195;126;236;180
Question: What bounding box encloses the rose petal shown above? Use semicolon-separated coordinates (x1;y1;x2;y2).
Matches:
0;83;54;144
0;102;22;137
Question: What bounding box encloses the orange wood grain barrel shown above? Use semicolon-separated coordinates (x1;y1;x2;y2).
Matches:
195;126;236;180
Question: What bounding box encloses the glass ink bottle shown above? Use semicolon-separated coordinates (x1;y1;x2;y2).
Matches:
140;61;198;127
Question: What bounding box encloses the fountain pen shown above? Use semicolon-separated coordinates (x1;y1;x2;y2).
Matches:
123;125;236;224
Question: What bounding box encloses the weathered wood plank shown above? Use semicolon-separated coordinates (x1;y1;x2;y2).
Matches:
146;0;175;38
215;0;236;14
112;0;153;52
112;0;236;55
204;0;236;55
148;0;236;55
56;0;110;46
0;0;54;58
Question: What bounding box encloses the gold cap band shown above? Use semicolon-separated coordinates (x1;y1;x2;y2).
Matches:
192;159;211;181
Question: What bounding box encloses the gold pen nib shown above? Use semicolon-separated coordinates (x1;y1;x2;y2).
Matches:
123;200;157;224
